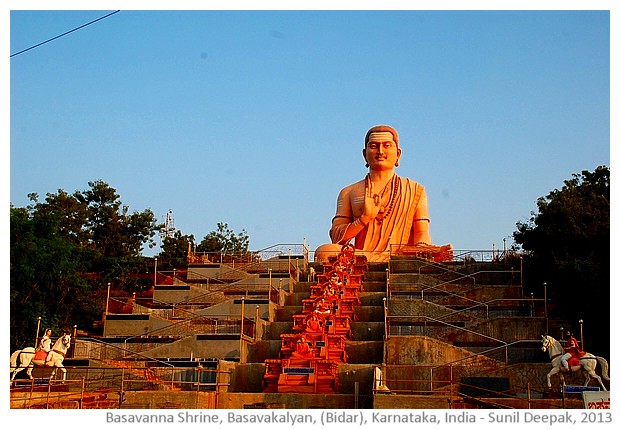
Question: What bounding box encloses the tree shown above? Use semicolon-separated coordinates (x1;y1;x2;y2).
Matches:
10;180;160;349
513;166;609;356
81;180;158;257
27;190;89;245
29;180;158;257
157;230;196;270
10;206;97;349
197;222;250;253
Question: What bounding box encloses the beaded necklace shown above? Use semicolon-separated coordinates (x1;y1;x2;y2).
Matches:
366;174;399;225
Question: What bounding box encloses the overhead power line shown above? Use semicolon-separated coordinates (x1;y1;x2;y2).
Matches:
10;10;121;58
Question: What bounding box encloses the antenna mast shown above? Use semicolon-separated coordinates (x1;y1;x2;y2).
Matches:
160;209;176;243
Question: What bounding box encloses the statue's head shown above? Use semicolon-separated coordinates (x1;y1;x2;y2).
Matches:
363;125;402;169
364;125;399;147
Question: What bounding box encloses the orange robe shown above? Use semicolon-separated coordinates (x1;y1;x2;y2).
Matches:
565;337;586;362
330;176;428;257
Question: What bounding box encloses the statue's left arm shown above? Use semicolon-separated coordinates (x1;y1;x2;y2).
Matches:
411;186;431;246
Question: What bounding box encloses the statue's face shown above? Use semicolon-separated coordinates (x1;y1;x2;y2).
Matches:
363;133;401;171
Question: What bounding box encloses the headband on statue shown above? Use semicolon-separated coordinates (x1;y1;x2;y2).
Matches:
365;125;399;147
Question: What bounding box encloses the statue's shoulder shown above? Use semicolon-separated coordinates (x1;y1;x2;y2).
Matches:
400;176;424;191
339;178;366;196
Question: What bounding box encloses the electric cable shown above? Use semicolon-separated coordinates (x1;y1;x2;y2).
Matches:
10;10;121;58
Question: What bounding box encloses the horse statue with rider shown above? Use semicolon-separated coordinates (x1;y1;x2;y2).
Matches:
541;331;609;391
10;328;72;383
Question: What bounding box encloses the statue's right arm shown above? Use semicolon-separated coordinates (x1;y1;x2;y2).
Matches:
329;186;368;245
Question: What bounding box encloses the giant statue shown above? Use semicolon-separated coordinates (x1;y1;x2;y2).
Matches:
315;125;452;262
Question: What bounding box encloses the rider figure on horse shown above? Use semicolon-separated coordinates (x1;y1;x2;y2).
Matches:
561;330;585;371
34;329;53;366
40;329;52;351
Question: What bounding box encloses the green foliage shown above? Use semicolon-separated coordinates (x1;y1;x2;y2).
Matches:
157;230;196;270
30;180;158;257
10;180;159;349
10;180;255;350
10;206;96;349
197;222;250;253
513;166;609;356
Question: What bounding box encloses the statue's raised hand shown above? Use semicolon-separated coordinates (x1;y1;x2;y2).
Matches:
361;185;381;224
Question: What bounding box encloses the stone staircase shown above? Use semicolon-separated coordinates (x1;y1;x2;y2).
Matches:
372;254;571;407
261;248;376;393
387;256;541;359
73;250;580;409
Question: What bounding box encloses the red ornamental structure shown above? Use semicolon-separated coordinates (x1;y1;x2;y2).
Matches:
263;245;366;393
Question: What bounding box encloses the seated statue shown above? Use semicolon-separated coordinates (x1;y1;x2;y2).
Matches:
315;125;452;262
323;271;342;296
304;313;324;332
314;298;331;315
291;334;314;358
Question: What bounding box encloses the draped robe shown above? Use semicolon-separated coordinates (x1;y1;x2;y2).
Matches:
329;175;429;260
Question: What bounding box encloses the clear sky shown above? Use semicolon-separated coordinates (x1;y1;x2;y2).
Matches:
7;3;614;257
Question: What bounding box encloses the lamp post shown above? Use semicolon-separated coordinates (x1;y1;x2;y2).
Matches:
35;316;42;348
239;297;245;363
279;279;283;306
382;297;388;339
519;256;523;292
72;325;77;358
105;282;111;316
543;282;548;333
255;305;260;341
154;257;158;286
579;319;584;350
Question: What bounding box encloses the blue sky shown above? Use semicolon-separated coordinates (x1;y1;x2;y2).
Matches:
7;5;613;257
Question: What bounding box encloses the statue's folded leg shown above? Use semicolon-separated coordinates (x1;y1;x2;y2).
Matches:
314;243;343;262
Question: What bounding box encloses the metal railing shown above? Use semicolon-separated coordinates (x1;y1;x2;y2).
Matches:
451;249;522;263
372;339;568;409
388;269;520;297
106;269;283;321
386;251;524;319
186;243;309;276
386;314;546;360
433;297;545;321
10;364;230;409
372;368;566;409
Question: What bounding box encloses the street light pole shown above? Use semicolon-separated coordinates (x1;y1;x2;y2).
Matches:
543;282;548;333
255;305;260;340
239;297;245;363
35;316;42;348
105;282;111;316
72;325;77;358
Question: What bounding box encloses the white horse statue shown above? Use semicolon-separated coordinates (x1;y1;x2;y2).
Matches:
10;333;72;382
541;334;609;391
